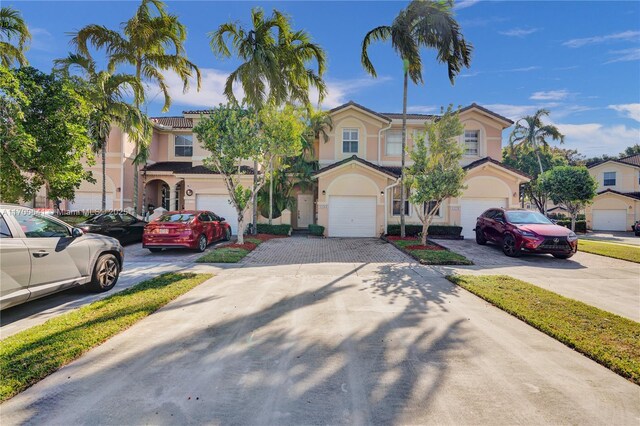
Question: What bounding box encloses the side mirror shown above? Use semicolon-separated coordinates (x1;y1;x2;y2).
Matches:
71;227;84;238
220;217;225;222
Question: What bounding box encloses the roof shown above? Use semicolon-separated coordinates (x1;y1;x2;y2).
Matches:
329;101;391;122
150;116;193;129
458;103;514;126
143;161;254;175
463;157;532;179
182;109;215;115
313;155;399;178
596;189;640;200
380;112;438;120
588;154;640;169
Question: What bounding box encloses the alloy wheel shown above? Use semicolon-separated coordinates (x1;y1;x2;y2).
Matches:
98;258;118;289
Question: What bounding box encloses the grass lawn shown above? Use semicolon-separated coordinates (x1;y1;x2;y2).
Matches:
196;234;283;263
578;239;640;263
389;238;473;265
447;274;640;384
0;272;212;402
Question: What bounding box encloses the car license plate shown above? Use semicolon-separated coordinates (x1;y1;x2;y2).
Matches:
158;229;169;234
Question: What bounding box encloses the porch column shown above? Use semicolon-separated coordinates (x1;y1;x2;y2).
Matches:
169;183;178;211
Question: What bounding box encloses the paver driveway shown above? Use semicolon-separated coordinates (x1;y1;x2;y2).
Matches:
2;239;638;425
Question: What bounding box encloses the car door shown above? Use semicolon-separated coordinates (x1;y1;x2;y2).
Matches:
100;214;126;242
119;213;144;243
208;212;222;241
12;212;86;300
197;213;212;243
0;213;32;309
492;211;507;241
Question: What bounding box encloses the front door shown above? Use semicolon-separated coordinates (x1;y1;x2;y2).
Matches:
297;194;314;229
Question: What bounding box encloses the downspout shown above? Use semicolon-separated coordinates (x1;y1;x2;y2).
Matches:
383;177;402;235
377;121;392;165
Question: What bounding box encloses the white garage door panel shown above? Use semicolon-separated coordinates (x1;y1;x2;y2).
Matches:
329;196;376;237
460;198;507;238
68;193;113;211
196;195;239;235
592;210;627;231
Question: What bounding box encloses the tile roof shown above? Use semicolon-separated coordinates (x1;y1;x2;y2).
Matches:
458;103;514;125
588;154;640;169
463;156;532;179
143;161;254;175
182;109;215;115
329;101;392;122
597;189;640;200
313;155;399;178
150;116;193;129
380;112;438;120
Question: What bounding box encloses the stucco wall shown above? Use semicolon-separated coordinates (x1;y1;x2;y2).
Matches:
585;194;639;230
589;162;639;193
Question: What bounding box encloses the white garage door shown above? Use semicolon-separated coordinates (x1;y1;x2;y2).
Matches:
68;193;113;211
196;195;239;235
592;210;627;231
460;198;508;238
328;196;376;237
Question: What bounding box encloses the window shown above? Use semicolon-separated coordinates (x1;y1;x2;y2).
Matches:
464;130;479;155
175;134;193;157
603;171;616;186
14;214;70;238
0;215;12;238
342;128;358;153
385;130;403;156
392;186;411;216
423;201;440;217
118;213;136;225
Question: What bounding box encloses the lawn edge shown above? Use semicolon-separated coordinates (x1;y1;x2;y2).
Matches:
381;235;474;265
578;240;640;264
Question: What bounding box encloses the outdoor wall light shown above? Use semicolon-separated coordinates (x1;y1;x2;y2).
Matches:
322;190;326;195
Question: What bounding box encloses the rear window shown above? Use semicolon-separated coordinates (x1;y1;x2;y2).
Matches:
157;214;194;223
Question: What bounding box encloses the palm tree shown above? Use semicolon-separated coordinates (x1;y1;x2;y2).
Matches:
71;0;201;214
361;0;472;237
210;7;326;232
509;108;565;176
0;6;31;67
55;53;150;211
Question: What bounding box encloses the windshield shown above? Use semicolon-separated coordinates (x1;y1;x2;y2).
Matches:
157;213;194;223
505;211;553;225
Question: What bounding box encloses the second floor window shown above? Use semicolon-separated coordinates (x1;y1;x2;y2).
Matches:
386;130;403;156
603;171;616;186
464;130;479;155
175;134;193;157
342;128;358;153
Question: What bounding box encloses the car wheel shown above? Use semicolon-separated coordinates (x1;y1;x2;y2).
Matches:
475;228;487;245
223;228;231;241
197;234;207;252
502;234;521;257
87;253;120;292
553;253;574;259
148;248;162;253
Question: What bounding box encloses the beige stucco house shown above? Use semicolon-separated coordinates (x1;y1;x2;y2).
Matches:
585;154;640;231
62;101;531;238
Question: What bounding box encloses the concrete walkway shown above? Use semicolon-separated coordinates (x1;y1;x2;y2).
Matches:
2;258;638;424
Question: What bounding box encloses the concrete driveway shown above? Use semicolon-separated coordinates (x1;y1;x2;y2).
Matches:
436;239;640;321
1;239;639;425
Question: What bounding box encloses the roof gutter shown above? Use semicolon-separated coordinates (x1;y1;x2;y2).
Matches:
378;122;393;165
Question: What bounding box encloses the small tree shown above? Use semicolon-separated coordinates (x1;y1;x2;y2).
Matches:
406;106;466;246
540;166;597;231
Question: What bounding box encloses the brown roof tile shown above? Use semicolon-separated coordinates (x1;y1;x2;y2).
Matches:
150;117;193;129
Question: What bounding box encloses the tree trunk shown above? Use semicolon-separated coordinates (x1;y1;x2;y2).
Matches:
421;220;429;246
102;139;107;211
237;215;244;245
133;61;142;216
400;70;409;238
535;151;547;216
571;213;576;232
268;158;273;225
252;160;258;235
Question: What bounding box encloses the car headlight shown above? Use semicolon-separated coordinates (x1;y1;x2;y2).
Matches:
516;229;537;237
567;232;578;242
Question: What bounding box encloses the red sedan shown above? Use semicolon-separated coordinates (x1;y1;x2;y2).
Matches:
143;211;231;253
474;208;578;259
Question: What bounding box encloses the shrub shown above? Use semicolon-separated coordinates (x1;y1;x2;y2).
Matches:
386;224;462;237
308;224;325;236
256;224;292;235
555;220;587;233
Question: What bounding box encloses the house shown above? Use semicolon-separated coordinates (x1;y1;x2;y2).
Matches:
585;154;640;231
63;101;531;238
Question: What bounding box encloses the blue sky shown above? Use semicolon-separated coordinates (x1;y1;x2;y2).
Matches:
9;0;640;157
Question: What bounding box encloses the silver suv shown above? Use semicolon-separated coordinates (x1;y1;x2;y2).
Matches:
0;205;124;310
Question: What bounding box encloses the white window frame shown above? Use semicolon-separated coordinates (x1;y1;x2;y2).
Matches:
423;200;441;217
603;171;616;186
385;130;403;156
342;128;359;154
464;130;479;156
392;186;411;216
174;134;193;157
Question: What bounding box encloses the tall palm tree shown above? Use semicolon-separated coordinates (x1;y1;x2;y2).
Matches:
55;53;150;211
509;108;564;176
71;0;201;214
0;6;31;67
210;7;326;232
361;0;472;237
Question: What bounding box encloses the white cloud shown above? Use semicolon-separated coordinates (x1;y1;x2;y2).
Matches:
530;90;571;101
553;122;640;155
504;66;540;72
407;105;439;114
311;75;393;109
605;47;640;63
454;0;481;10
499;28;540;37
563;30;640;48
30;27;54;52
483;104;539;120
608;104;640;122
460;16;508;28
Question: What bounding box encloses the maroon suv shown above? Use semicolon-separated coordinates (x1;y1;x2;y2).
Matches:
474;209;578;259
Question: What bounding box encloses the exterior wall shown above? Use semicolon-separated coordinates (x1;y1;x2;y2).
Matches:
585;194;639;231
588;162;640;193
148;133;169;163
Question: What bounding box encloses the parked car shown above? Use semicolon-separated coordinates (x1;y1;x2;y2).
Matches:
142;210;231;253
0;205;124;310
634;221;640;236
76;212;147;244
474;208;578;259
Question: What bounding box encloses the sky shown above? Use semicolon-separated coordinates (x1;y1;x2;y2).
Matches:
8;0;640;157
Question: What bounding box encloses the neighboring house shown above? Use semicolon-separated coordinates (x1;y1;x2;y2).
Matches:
63;101;531;238
585;154;640;231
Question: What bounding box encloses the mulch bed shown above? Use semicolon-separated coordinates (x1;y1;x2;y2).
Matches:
405;244;444;251
386;236;420;241
227;242;258;250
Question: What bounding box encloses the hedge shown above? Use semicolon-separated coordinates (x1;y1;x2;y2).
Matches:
255;224;292;235
555;220;587;233
308;224;325;236
386;224;462;237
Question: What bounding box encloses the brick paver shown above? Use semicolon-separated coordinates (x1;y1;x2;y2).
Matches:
244;236;413;264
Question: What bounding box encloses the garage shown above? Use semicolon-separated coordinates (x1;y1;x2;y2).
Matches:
68;193;114;211
195;194;239;234
592;209;627;231
328;196;376;237
460;198;507;238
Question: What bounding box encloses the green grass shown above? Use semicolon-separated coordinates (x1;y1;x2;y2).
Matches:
196;247;250;263
578;240;640;263
447;274;640;384
0;273;212;402
391;239;473;265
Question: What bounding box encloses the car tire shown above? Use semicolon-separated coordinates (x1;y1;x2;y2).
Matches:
87;253;120;293
223;228;231;241
196;234;207;252
553;253;574;259
148;248;162;253
475;228;487;245
502;234;521;257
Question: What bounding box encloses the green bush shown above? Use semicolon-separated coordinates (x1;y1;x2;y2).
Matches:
555;220;587;233
256;224;291;235
386;224;462;237
308;224;325;236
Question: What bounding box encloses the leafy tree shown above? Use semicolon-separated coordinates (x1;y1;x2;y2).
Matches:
621;144;640;157
0;67;93;203
0;6;31;67
540;166;597;231
55;53;150;211
71;0;201;213
406;106;466;246
362;0;471;238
